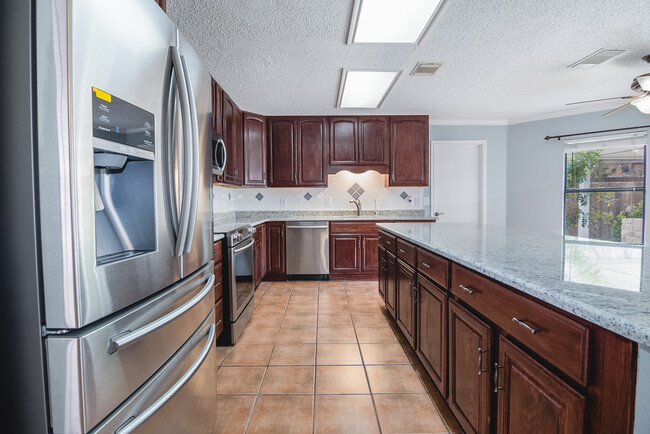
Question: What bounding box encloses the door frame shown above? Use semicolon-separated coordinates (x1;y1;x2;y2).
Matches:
430;140;488;225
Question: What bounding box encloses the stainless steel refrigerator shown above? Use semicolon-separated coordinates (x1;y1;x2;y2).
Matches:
29;0;216;432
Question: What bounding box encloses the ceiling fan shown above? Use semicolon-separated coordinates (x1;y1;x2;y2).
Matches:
567;54;650;117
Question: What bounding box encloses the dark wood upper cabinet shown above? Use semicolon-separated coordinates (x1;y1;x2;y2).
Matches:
265;222;286;280
211;78;223;134
496;336;585;434
243;112;267;186
389;115;429;186
297;117;328;186
448;299;492;434
268;118;297;187
396;259;416;348
329;117;357;165
416;276;448;398
153;0;166;12
222;91;243;186
358;116;389;167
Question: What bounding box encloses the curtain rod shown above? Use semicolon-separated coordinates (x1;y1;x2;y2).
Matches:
544;124;650;141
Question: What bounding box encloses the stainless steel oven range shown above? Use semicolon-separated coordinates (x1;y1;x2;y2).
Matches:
223;225;257;343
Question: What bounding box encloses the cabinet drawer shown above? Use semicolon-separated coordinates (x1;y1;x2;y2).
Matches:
330;221;378;234
451;264;590;386
213;239;223;263
214;261;223;302
378;230;396;253
215;298;224;338
417;248;449;290
396;238;416;267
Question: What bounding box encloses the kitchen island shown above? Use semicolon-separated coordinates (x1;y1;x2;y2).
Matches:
377;221;649;434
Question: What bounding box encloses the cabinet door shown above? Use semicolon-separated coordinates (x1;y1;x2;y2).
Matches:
329;117;357;165
330;235;361;273
496;336;585;434
232;105;243;185
243;112;267;186
358;116;389;167
265;222;286;279
396;259;416;347
378;246;386;301
448;299;492;434
211;78;222;134
268;118;297;186
385;251;397;318
297;117;328;186
153;0;166;12
222;92;242;185
389;116;429;186
259;223;267;278
361;235;379;273
417;276;448;397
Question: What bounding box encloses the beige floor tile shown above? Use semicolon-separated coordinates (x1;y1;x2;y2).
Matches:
315;365;369;394
366;365;426;393
318;313;353;327
277;327;317;343
360;343;410;364
222;344;273;366
247;314;284;329
289;293;319;304
346;293;378;303
247;395;313;434
216;366;266;394
291;287;318;295
282;313;317;327
238;327;279;345
318;303;350;314
214;345;231;366
317;326;357;343
348;302;382;314
319;281;344;289
268;282;294;290
374;394;448;434
319;294;348;303
269;343;316;365
265;286;292;295
314;395;380;434
317;343;362;365
352;313;388;327
254;302;287;315
318;287;346;295
285;303;318;315
262;294;290;304
355;326;399;343
260;366;315;394
213;395;256;434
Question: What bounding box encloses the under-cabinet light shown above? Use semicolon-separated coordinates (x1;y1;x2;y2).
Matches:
337;70;401;109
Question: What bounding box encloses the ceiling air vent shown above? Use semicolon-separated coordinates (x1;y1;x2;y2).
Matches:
568;48;626;68
410;62;442;76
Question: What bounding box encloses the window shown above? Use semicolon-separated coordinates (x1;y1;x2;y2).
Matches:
564;132;647;244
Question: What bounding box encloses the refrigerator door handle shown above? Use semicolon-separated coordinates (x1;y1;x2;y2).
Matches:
180;54;200;254
114;323;216;434
164;59;180;241
170;46;193;257
108;274;214;354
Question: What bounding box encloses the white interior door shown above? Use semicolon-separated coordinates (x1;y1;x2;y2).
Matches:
431;141;487;224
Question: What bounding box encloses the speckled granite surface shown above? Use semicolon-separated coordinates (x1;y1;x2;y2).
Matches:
213;233;225;242
213;210;429;233
377;222;650;345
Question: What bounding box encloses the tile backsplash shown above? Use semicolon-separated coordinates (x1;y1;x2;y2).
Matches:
213;171;424;213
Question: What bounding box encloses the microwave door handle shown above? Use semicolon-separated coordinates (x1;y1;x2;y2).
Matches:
164;63;180;239
114;322;216;434
180;55;199;254
170;46;193;257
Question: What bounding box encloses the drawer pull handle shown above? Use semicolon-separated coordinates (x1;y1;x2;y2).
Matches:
459;284;475;295
398;248;406;253
216;319;222;327
512;317;538;335
386;240;392;245
478;347;487;375
494;363;503;392
422;262;431;268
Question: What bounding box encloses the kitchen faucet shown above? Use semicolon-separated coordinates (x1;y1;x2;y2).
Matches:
349;199;361;216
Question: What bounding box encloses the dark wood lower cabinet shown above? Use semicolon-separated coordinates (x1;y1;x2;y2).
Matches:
378;247;386;301
396;259;416;347
265;222;285;280
496;336;585;434
416;275;448;397
448;299;492;434
385;251;397;318
361;235;379;273
330;235;360;273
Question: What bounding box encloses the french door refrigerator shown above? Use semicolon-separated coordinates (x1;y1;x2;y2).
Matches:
35;0;215;432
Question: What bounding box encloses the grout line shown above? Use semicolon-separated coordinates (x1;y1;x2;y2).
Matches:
311;281;320;434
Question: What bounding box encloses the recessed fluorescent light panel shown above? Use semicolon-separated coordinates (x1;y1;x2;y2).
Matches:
348;0;445;44
337;70;401;109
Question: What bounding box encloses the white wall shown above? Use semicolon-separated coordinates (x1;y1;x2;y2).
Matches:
213;170;424;213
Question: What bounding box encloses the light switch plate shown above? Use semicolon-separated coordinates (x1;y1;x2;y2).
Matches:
378;197;387;207
325;197;333;207
423;197;430;206
280;198;287;207
414;197;421;207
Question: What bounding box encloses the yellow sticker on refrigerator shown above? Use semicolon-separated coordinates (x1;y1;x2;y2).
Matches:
92;87;112;102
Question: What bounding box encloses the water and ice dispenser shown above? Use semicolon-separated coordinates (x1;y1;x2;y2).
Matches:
92;87;156;265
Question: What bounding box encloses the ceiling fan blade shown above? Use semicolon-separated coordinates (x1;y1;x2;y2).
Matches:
636;75;650;92
566;95;637;106
601;102;632;117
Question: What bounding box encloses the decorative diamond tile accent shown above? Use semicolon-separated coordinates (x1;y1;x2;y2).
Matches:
304;192;312;201
228;192;232;200
255;193;264;201
347;183;365;199
400;191;408;200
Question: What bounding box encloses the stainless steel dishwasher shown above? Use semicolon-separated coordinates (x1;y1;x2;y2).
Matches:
286;221;329;280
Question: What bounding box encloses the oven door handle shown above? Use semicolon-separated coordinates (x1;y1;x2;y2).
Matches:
232;239;255;254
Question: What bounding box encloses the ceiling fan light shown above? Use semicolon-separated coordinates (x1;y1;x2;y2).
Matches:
631;96;650;114
636;75;650;92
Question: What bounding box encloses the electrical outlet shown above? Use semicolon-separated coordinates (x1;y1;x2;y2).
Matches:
325;197;333;207
378;197;387;207
414;197;421;207
280;198;287;208
423;197;430;206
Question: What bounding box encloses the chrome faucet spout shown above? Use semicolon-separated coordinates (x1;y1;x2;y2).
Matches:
349;199;361;216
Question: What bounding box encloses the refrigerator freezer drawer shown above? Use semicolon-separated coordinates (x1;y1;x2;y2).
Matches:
46;262;214;433
91;311;217;434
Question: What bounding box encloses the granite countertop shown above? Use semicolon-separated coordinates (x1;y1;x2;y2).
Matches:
213;233;225;242
376;222;650;345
